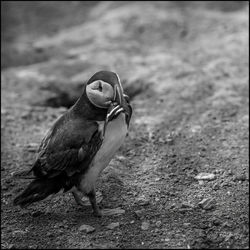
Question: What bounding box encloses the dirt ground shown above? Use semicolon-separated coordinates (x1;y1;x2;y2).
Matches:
1;1;249;249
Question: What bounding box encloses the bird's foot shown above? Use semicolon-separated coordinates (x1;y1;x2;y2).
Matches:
72;191;86;207
87;190;103;217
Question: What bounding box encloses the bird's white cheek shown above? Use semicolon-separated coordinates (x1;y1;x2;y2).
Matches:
87;91;109;108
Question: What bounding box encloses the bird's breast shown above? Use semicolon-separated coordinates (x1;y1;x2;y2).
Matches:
79;113;128;194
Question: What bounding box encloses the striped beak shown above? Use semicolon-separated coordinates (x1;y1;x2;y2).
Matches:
106;77;132;122
103;81;132;137
106;84;124;121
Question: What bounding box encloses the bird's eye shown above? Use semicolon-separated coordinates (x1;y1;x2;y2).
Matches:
98;82;103;92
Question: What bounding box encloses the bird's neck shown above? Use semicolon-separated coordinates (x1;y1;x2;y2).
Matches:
71;90;107;121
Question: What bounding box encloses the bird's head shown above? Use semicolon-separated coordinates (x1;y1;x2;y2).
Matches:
86;79;114;109
85;71;132;124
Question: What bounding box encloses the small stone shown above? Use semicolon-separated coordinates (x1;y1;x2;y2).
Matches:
195;173;215;181
2;185;8;191
135;209;145;219
21;112;30;119
31;211;43;217
180;202;194;209
6;116;14;121
141;221;149;230
79;224;95;234
170;203;176;209
155;221;161;227
46;232;53;237
106;222;120;230
116;155;126;161
26;143;39;152
198;198;216;210
233;174;247;182
212;218;221;226
222;222;232;228
224;233;234;241
1;109;8;115
221;181;230;187
212;182;220;190
136;196;150;206
8;244;15;249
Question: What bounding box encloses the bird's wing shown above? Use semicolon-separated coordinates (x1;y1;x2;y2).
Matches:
31;117;102;179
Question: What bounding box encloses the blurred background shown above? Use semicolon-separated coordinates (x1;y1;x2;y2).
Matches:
1;1;249;249
1;1;248;68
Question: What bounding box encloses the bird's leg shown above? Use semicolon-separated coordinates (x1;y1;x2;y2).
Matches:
72;190;86;207
87;190;102;217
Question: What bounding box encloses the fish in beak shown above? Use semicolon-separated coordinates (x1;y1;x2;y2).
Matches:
106;81;131;120
103;79;132;136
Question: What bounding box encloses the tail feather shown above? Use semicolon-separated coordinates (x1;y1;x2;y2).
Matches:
12;169;35;180
13;177;63;208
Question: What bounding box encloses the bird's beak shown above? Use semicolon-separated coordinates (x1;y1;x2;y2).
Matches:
106;81;131;121
103;79;132;137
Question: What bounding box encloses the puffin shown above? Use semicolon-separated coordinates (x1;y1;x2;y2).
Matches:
13;70;132;217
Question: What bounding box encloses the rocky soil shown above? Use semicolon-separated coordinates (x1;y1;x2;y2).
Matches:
1;1;249;249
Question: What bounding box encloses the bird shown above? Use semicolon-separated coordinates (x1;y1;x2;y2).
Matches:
13;70;132;217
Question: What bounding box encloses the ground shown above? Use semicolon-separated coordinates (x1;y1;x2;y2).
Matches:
1;1;249;249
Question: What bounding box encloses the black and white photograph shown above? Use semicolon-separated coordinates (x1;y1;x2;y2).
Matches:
1;1;249;249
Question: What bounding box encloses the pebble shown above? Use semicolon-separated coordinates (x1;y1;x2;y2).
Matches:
136;196;150;206
180;202;194;209
1;109;8;115
2;185;8;191
224;232;234;241
222;221;232;228
212;218;221;226
8;244;15;249
233;174;247;182
222;181;232;187
26;143;39;152
141;221;150;230
155;221;161;227
21;112;30;119
46;232;53;237
212;182;220;190
116;155;126;161
198;198;216;210
31;211;43;217
195;173;215;181
135;209;145;219
79;224;95;234
106;222;120;230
